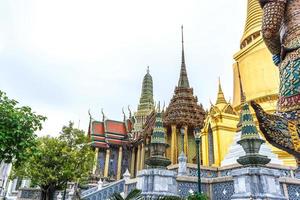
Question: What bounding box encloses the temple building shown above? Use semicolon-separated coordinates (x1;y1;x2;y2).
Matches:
88;1;299;180
88;112;133;181
232;0;295;166
88;67;155;180
130;67;154;177
201;80;239;167
163;26;206;164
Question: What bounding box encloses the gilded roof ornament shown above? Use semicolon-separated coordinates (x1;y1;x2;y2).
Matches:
178;25;190;88
216;77;227;105
164;26;205;128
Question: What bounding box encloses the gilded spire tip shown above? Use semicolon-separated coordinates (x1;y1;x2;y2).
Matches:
216;77;226;105
178;25;190;88
237;62;246;104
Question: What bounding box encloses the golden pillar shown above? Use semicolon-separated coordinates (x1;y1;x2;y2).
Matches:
117;146;123;180
93;147;99;173
130;147;136;177
104;148;110;177
183;126;189;160
136;144;141;173
140;142;145;170
165;128;170;158
201;133;209;166
213;130;221;166
170;125;177;164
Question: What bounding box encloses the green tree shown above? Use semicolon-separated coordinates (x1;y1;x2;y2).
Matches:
0;91;46;165
12;122;95;200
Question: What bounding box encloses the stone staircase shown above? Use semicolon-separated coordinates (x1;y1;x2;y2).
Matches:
81;180;125;200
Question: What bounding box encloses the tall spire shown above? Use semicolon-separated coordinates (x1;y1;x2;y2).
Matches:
237;62;259;139
178;25;190;88
237;62;246;129
241;0;262;48
181;25;185;65
137;66;154;111
216;77;227;105
237;62;246;104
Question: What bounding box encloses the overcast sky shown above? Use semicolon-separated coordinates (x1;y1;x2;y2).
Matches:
0;0;247;136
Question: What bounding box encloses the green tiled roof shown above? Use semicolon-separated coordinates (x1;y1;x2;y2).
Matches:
151;112;166;144
240;102;259;139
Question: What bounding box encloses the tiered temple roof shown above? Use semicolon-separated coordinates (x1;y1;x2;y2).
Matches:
164;26;206;128
209;79;236;116
88;117;133;148
137;66;154;112
134;67;155;133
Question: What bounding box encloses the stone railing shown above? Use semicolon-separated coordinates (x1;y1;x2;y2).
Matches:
81;180;125;200
124;178;137;196
169;163;296;179
176;175;234;200
168;163;218;178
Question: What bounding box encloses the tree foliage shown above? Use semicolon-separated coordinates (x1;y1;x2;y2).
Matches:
12;122;95;200
0;91;46;165
187;193;209;200
110;189;142;200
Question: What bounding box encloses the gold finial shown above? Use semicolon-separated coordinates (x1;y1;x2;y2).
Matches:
101;108;106;121
181;25;185;65
209;99;214;106
216;77;227;105
122;107;126;121
237;62;246;103
178;25;190;88
127;105;132;118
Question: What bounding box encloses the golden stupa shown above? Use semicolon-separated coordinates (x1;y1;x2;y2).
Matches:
232;0;295;166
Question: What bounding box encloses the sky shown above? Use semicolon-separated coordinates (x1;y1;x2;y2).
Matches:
0;0;247;136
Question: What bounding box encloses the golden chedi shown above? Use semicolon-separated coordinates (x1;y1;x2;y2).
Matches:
232;0;295;166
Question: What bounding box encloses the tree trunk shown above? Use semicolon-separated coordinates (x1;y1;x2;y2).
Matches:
62;184;67;200
41;187;47;200
41;185;54;200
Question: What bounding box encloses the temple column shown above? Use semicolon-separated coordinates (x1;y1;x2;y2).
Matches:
93;147;99;173
136;144;141;173
130;147;136;177
183;126;189;161
104;148;110;177
140;142;145;170
117;146;123;180
213;129;221;166
165;128;170;158
202;133;209;166
171;125;177;164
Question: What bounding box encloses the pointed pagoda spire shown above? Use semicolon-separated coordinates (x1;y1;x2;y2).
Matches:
240;101;260;139
236;62;259;139
137;66;154;111
178;25;190;88
216;77;227;105
145;108;171;168
237;62;246;104
151;111;166;144
237;63;246;129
